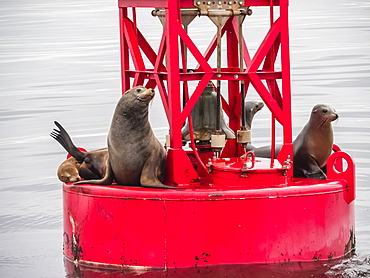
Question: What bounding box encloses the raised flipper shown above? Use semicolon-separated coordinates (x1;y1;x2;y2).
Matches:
50;121;86;162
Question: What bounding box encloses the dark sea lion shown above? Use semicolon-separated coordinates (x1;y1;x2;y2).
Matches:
244;101;264;130
75;86;172;189
245;104;338;179
245;143;281;158
57;157;81;183
50;121;108;180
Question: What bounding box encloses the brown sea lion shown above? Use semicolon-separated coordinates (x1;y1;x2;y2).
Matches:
75;86;173;189
57;157;81;183
50;121;108;180
246;104;338;179
293;104;338;179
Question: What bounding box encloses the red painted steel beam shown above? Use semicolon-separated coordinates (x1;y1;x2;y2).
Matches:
124;70;282;82
226;17;242;157
122;17;146;71
196;18;232;71
277;0;293;170
179;73;213;125
165;1;182;148
119;8;130;92
231;18;252;68
118;0;281;8
178;27;213;73
248;18;281;73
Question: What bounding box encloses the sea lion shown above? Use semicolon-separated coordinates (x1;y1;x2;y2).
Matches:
50;121;108;180
75;86;172;188
57;157;81;183
244;100;264;130
293;104;338;179
246;104;338;179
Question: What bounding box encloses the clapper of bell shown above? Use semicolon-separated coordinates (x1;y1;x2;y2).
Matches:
182;82;235;141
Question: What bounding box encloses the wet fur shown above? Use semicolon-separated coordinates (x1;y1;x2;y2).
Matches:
57;156;81;183
246;104;338;179
51;121;108;181
74;86;173;189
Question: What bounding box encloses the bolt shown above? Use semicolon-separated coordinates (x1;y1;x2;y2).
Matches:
234;74;239;79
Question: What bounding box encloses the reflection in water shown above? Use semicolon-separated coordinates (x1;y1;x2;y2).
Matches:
64;259;334;278
64;255;370;278
1;0;370;277
63;255;370;277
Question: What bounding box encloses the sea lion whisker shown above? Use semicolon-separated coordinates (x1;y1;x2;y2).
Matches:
318;117;329;129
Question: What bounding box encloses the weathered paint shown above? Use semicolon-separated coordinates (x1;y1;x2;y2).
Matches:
63;177;355;268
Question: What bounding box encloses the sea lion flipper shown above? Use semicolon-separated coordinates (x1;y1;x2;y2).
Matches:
51;121;86;162
295;155;327;180
140;156;164;187
139;151;177;189
301;168;327;180
74;160;114;185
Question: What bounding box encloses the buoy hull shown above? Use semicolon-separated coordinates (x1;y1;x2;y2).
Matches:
63;179;355;268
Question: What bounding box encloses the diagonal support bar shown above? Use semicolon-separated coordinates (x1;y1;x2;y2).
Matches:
248;17;281;73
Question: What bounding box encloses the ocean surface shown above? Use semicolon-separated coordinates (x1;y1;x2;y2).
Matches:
1;0;370;277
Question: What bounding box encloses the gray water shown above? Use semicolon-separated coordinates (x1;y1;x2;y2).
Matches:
1;0;370;277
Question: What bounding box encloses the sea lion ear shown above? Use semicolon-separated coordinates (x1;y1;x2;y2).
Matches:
312;105;321;113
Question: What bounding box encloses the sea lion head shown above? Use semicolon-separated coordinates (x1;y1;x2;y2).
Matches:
310;104;338;128
123;86;155;107
245;101;264;116
58;163;81;183
244;101;264;129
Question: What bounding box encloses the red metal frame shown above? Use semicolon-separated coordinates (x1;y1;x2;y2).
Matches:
118;0;293;186
62;0;356;269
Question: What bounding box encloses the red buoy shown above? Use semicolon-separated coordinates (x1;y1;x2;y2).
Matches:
63;0;356;269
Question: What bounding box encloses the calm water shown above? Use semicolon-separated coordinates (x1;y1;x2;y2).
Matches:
1;0;370;277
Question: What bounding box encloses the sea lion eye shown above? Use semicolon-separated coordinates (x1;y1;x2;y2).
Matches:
322;109;328;113
136;88;142;93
